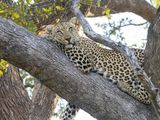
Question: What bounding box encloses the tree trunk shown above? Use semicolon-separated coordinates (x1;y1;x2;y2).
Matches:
29;80;58;120
0;64;31;120
0;63;58;120
144;10;160;88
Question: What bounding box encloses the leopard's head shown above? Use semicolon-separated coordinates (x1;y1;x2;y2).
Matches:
47;22;80;47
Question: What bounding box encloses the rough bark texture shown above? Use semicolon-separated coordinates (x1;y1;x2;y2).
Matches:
0;64;31;120
0;17;158;120
82;0;156;23
0;62;58;120
145;9;160;88
143;7;160;119
29;80;58;120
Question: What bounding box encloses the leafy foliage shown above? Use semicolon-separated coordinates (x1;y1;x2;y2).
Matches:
80;0;111;18
0;0;71;76
0;1;37;32
102;8;111;19
155;0;160;8
0;0;70;32
0;59;9;77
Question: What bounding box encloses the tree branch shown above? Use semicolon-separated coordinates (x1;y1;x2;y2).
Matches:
83;0;156;23
0;16;158;120
145;9;160;119
71;0;160;119
30;80;58;120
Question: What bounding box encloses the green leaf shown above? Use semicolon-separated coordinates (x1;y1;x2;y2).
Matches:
97;0;101;7
0;59;8;77
12;12;20;19
86;0;93;5
48;7;52;12
42;8;47;12
35;6;39;13
56;5;63;10
102;8;111;19
0;10;4;13
42;7;52;13
26;0;32;4
155;0;160;9
0;71;3;77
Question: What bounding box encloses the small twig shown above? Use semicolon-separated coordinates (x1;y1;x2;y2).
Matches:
108;21;147;37
119;21;147;27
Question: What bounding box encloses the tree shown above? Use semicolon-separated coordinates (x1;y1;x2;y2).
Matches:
0;64;31;120
29;80;58;120
0;0;160;120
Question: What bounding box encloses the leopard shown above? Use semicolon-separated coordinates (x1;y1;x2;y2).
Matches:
46;21;150;120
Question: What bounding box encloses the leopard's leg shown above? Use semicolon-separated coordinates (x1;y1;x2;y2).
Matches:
60;103;80;120
95;66;118;84
117;78;151;104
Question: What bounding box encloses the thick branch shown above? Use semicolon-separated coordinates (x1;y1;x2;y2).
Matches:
0;65;31;120
144;9;160;118
0;17;157;120
30;80;58;120
84;0;156;23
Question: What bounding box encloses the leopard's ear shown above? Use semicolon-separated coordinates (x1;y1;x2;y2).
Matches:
69;17;79;25
44;25;54;35
69;17;81;31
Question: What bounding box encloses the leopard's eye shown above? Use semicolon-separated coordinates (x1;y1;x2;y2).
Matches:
68;27;73;32
57;30;63;34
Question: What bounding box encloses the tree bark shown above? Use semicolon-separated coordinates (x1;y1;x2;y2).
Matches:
0;62;58;120
0;17;158;120
0;64;31;120
29;80;58;120
144;9;160;88
81;0;156;23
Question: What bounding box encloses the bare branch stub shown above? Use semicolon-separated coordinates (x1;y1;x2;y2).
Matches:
71;0;160;119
